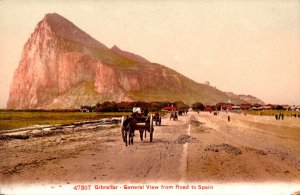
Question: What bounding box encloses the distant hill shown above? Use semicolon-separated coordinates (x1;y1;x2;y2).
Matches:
225;92;265;105
7;13;262;109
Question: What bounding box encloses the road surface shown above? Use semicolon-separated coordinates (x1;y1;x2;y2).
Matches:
1;111;300;185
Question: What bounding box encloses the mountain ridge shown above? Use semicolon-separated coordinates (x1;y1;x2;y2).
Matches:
111;45;150;64
43;13;108;49
7;13;263;109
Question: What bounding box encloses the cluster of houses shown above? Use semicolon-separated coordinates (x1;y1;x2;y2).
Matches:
204;104;300;112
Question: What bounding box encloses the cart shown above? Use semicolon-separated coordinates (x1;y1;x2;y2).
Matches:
170;111;178;121
153;113;162;126
121;114;154;143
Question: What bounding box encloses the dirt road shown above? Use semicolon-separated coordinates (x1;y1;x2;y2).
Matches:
1;111;300;185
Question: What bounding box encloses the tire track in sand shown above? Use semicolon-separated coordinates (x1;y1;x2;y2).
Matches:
180;122;191;181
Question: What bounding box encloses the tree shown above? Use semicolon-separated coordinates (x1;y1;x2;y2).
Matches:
174;101;189;110
192;102;205;111
148;102;162;111
98;101;118;112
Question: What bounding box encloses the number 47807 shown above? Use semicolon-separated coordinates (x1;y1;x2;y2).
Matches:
73;185;91;190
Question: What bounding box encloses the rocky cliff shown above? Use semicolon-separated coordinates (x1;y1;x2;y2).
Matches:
7;13;260;109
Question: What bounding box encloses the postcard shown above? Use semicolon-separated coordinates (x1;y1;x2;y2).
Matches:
0;1;299;195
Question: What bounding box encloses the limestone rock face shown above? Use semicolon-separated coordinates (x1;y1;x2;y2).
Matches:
94;63;120;94
7;13;262;109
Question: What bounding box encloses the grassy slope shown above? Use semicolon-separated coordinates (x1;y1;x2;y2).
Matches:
58;38;139;68
126;64;246;105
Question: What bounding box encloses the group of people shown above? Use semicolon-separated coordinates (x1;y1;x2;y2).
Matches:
275;113;300;120
288;113;300;118
275;113;284;120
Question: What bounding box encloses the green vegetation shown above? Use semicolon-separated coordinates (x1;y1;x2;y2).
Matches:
83;81;97;95
58;37;138;68
174;101;189;110
85;45;139;68
0;111;130;131
59;38;139;68
192;102;205;111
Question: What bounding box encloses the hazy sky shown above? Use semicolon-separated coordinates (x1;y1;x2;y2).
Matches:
0;0;299;108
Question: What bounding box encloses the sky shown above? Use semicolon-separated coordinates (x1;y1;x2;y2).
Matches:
0;0;299;108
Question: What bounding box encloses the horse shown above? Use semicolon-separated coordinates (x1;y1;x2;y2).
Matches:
153;112;161;126
122;116;137;146
178;110;183;116
170;111;178;121
122;114;150;146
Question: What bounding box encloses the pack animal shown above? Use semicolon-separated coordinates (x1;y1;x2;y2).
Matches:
170;111;178;121
122;116;137;146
